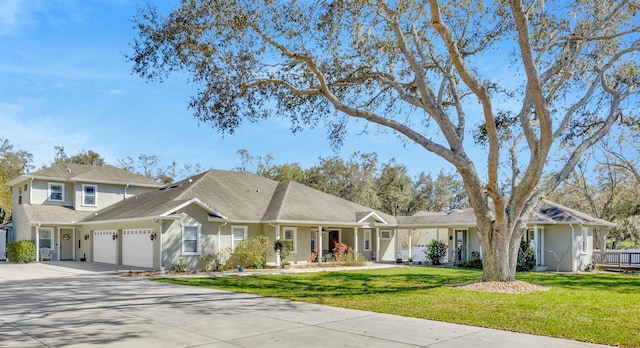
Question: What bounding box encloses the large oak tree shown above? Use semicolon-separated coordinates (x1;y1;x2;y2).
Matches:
130;0;639;281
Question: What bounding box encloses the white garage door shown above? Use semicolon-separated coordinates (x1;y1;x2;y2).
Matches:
93;230;117;264
122;229;154;268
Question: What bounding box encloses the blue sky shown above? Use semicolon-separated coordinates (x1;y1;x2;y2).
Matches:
0;0;457;178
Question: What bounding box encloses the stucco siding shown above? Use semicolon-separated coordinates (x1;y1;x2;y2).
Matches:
543;225;572;271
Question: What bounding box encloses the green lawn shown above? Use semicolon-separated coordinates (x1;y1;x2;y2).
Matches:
153;267;640;347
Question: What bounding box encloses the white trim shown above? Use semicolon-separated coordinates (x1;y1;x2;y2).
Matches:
82;184;98;207
231;225;248;249
48;182;65;202
164;198;228;219
310;230;317;252
181;223;201;256
356;211;388;225
581;226;588;255
283;227;298;253
39;227;53;249
380;229;392;240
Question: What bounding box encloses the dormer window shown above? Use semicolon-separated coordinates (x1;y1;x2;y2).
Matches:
82;184;97;206
48;183;65;202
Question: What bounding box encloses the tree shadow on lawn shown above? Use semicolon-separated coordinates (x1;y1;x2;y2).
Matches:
518;271;640;292
159;268;483;299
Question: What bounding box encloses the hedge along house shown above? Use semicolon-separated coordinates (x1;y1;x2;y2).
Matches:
7;164;614;272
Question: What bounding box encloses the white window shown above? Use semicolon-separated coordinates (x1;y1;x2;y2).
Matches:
182;225;200;255
310;231;317;252
48;183;65;202
39;228;52;249
232;226;248;249
283;227;297;253
581;227;588;254
381;230;392;240
82;184;97;206
364;229;372;251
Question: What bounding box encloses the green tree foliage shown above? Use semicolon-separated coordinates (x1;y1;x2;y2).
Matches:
53;146;106;166
237;150;469;215
0;138;34;223
130;1;639;281
306;152;380;209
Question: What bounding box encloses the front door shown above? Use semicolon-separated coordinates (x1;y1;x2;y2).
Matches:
329;230;339;251
454;229;467;262
60;229;74;260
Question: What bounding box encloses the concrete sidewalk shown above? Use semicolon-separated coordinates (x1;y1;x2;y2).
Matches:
0;262;610;347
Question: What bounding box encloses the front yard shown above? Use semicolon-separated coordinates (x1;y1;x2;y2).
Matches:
153;267;640;347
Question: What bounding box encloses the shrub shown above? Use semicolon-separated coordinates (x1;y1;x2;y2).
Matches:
7;240;36;263
197;250;229;272
172;258;187;272
455;251;483;269
273;239;294;267
226;235;271;269
517;239;536;272
426;240;447;265
342;248;367;266
333;242;349;262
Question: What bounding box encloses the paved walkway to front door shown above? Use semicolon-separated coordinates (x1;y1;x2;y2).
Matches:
0;262;610;347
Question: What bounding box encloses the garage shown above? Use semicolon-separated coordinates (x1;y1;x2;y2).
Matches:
122;229;154;268
93;230;117;264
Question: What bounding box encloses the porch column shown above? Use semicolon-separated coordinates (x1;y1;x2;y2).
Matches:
394;228;399;260
275;225;281;268
408;229;413;260
56;228;61;261
375;228;380;262
35;225;40;262
354;227;358;253
534;226;540;266
318;226;323;263
541;227;545;266
72;229;76;260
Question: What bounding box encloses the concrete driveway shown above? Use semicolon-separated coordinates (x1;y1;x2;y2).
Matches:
0;262;609;348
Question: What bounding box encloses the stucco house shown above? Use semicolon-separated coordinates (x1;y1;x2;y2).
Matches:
6;163;613;272
394;202;615;271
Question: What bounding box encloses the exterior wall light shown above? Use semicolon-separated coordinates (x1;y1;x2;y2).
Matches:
84;234;90;240
150;233;157;241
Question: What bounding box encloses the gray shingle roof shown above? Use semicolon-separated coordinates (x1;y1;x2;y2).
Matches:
395;200;615;228
22;205;93;224
11;163;161;187
83;169;394;225
262;181;396;225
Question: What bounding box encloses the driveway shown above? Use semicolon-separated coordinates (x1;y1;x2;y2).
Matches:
0;262;610;347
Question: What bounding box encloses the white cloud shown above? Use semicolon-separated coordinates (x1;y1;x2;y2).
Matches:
0;0;22;35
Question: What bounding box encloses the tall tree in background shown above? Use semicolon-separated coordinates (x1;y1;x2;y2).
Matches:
130;1;639;281
53;146;106;167
0;139;34;223
118;154;203;183
549;130;640;248
306;152;380;208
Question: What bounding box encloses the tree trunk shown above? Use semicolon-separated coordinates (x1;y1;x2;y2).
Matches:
476;220;522;282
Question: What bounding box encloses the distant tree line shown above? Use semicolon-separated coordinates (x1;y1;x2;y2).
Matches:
234;149;468;216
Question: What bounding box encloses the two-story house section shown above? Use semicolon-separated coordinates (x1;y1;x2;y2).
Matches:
7;163;163;261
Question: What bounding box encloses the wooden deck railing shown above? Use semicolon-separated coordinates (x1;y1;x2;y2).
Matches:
593;251;640;269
